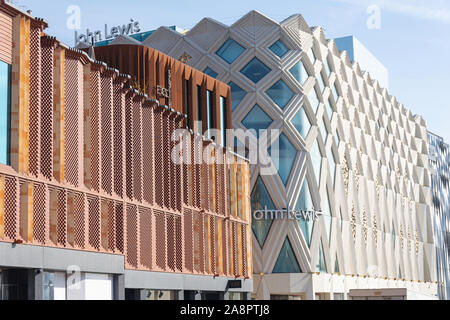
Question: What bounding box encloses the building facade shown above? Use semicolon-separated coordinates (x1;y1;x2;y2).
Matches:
428;132;450;300
141;11;438;299
0;0;252;300
334;36;389;89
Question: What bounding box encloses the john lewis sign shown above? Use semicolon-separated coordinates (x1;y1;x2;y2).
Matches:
253;206;323;222
75;19;141;45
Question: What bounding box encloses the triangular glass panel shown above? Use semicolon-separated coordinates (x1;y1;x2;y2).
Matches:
273;237;302;273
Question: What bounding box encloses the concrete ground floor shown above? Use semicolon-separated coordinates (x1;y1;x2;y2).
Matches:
0;242;252;300
253;273;439;300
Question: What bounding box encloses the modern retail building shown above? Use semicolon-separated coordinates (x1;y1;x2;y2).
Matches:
428;132;450;300
138;11;439;299
0;0;252;300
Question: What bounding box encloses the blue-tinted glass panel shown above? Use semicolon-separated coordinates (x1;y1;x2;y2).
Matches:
324;56;332;75
316;241;326;272
242;104;273;138
196;86;202;133
291;107;311;139
240;58;271;84
308;87;320;113
311;140;322;183
0;61;11;165
289;61;308;85
203;67;218;78
296;178;314;246
251;176;275;247
307;48;316;64
322;191;332;241
327;149;336;186
273;237;302;273
318;72;326;93
228;81;246;111
269;134;297;185
216;38;245;64
269;40;289;58
319;118;328;141
266;79;294;109
332;83;339;101
220;96;226;146
325;98;333;119
206;91;213;138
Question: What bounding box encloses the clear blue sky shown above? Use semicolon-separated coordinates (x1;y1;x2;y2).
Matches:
12;0;450;142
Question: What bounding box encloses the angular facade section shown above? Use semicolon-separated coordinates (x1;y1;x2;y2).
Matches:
143;10;438;299
0;1;252;300
428;132;450;300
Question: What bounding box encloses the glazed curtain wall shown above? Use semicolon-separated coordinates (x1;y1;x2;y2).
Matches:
0;60;10;165
0;10;252;279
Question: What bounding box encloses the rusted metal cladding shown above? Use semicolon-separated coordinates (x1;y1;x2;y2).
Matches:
93;45;233;134
0;1;252;279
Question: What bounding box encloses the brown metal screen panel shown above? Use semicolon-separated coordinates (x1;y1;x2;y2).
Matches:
193;210;204;273
73;192;85;248
87;195;100;250
126;204;138;268
112;80;124;197
124;93;134;200
114;201;124;253
183;208;193;273
166;213;175;271
153;108;164;207
139;207;152;269
155;209;166;270
141;102;154;205
100;75;113;194
132;98;142;202
40;42;54;180
29;26;41;177
4;177;18;240
64;58;80;187
32;183;46;244
175;214;183;272
89;70;101;192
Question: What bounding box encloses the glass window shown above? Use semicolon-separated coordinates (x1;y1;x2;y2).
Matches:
307;48;316;64
289;61;308;85
43;272;55;300
308;86;320;113
322;191;332;241
0;61;11;165
324;56;332;76
319;117;328;141
316;241;326;272
318;72;326;93
332;83;340;101
269;134;297;185
327;149;336;186
228;81;246;111
291;107;311;139
206;90;213;139
240;57;271;84
311;140;322;183
296;178;314;246
266;79;294;109
251;176;275;247
196;85;202;133
203;67;218;78
184;79;190;128
325;98;333;119
242;104;273;138
273;237;302;273
269;40;289;58
220;96;227;146
216;38;245;64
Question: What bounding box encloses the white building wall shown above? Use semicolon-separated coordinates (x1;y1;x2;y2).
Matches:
142;10;438;300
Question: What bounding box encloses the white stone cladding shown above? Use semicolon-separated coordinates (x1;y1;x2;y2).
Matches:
142;11;438;299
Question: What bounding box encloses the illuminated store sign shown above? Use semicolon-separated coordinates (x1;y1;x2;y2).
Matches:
75;19;141;44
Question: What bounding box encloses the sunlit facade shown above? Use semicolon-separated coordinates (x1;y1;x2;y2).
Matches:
428;132;450;300
143;10;438;299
